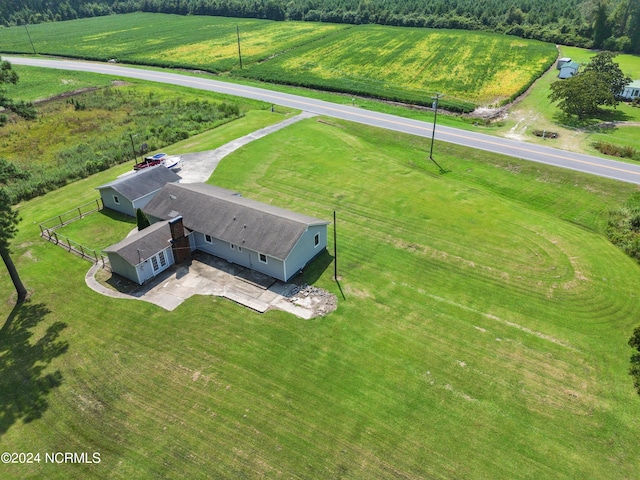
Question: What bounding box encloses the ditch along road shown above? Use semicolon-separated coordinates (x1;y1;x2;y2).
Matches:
8;56;640;185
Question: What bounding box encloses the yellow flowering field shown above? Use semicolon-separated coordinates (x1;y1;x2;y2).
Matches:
242;25;557;108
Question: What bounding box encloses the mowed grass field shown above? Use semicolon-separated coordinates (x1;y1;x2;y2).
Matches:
0;13;557;107
2;116;640;478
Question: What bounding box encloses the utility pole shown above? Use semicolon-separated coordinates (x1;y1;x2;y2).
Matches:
429;93;446;173
333;210;338;280
24;24;36;55
236;26;243;70
129;133;139;165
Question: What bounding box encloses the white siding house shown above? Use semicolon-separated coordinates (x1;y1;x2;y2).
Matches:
621;80;640;100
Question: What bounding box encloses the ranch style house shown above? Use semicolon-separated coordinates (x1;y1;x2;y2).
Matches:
104;183;330;284
96;166;181;217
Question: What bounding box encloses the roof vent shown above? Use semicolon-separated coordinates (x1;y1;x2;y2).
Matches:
170;195;177;200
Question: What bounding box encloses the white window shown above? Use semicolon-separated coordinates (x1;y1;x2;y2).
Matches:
259;253;267;264
314;233;320;247
238;246;242;252
230;243;236;250
159;250;166;267
113;195;120;205
151;255;159;271
204;234;212;244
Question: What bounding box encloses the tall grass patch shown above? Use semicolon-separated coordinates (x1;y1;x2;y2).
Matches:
0;77;271;202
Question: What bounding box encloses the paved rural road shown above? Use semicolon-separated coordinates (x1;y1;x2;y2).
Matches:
8;56;640;185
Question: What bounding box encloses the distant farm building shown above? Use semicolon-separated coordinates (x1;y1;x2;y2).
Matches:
558;60;580;79
556;57;572;69
621;80;640;100
104;183;330;284
96;166;181;217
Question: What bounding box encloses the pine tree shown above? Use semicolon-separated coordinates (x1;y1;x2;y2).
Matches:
136;208;151;231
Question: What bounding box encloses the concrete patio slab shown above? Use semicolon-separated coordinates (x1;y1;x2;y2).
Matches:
86;251;336;318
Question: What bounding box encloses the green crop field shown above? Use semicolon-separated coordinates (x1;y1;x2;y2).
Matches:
0;13;349;72
2;115;640;478
239;24;557;109
0;13;557;109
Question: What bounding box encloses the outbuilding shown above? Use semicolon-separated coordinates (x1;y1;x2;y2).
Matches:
96;166;181;217
558;61;580;79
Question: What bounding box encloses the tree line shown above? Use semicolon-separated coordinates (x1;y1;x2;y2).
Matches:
2;0;640;53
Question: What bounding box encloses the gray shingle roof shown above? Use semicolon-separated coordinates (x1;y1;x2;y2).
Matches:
104;221;172;266
96;166;181;201
144;183;329;260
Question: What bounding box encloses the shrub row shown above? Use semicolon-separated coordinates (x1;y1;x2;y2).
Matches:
593;141;638;160
607;194;640;262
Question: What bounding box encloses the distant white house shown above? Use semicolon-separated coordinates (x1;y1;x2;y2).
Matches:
96;166;181;217
621;80;640;100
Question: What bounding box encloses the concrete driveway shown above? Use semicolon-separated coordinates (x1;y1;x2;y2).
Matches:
177;111;316;183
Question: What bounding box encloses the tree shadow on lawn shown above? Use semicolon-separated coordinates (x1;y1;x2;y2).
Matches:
553;108;633;132
0;301;68;437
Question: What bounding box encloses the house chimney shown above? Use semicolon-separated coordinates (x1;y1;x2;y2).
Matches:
169;216;191;264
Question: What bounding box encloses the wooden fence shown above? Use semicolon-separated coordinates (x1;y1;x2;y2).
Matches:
39;198;109;267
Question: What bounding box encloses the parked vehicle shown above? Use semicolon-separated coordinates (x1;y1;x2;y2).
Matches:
133;153;167;171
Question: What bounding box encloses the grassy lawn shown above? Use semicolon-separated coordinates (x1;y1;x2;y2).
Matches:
53;208;136;255
6;65;115;102
161;108;299;154
2;117;640;478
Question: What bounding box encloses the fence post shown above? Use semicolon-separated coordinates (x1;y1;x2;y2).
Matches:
79;245;85;259
78;207;82;218
58;215;63;226
53;232;59;244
